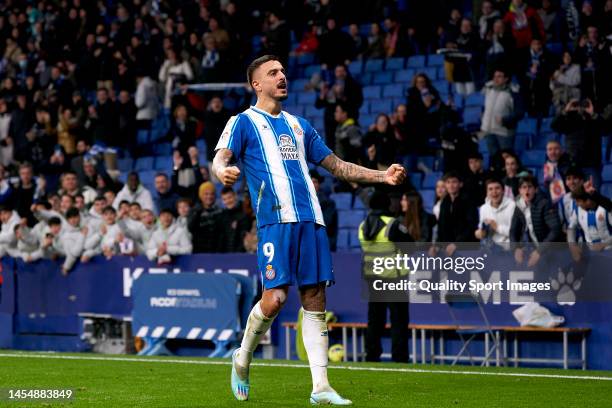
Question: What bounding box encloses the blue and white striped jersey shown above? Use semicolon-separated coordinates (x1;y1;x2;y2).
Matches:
215;106;332;228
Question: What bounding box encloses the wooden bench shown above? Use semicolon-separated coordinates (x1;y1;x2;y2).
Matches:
281;322;590;369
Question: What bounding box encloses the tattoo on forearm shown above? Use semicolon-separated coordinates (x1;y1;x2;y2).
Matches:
321;154;385;184
212;148;232;179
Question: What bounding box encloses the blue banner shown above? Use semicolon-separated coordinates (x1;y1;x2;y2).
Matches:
132;273;241;342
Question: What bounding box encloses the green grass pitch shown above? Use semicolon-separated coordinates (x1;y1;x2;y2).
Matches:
0;351;611;407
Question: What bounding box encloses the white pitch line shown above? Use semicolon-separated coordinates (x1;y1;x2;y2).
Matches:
1;353;611;382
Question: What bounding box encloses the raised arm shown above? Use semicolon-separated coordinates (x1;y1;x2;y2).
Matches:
212;148;241;186
320;153;406;185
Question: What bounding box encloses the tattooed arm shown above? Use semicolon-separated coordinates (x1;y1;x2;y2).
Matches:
320;153;406;185
212;148;241;186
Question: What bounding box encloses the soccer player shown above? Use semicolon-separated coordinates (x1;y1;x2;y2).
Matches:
213;55;406;405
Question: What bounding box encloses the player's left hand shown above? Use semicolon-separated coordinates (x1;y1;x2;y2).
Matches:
384;164;406;185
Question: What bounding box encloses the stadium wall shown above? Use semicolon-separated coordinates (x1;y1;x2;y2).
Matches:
0;255;610;370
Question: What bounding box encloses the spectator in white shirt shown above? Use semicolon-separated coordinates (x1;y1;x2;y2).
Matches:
113;172;154;212
0;205;21;258
146;209;192;264
475;178;516;248
60;207;87;275
568;187;612;251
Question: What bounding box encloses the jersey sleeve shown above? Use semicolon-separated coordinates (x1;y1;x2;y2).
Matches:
215;114;246;159
300;117;332;164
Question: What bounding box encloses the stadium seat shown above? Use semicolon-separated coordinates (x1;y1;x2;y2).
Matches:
423;172;442;189
305;105;324;118
420;189;436;213
532;132;559;149
421;67;438;80
285;105;304;116
348;60;363;76
330;192;352;210
291;79;309;92
418;156;436;171
136;130;150;145
338;210;366;229
297;91;316;105
117;158;133;173
153;143;172;156
407;55;426;68
370;99;392;115
359;103;370;116
337;229;350;250
363;85;382;99
540;117;554;133
394;69;415;83
465;93;485;107
437;66;447;80
517;118;538;135
364;59;384;73
361;114;376;127
372;71;393;84
427;54;445;67
602;164;612;182
382;84;403;98
139;170;158;187
313;117;324;132
134;156;155;172
304;64;321;78
409;173;422;189
151;128;166;142
297;53;315;66
352;197;366;210
349;228;361;248
154;156;172;171
385;57;405;70
463;107;482;126
433;80;449;94
359;72;372;85
601;183;612;198
521;150;545;167
514;133;530;153
546;42;563;55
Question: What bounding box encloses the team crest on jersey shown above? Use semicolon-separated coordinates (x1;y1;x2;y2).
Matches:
278;134;299;160
293;124;303;136
265;264;275;280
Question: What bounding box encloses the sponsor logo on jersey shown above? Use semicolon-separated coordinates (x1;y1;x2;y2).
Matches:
278;134;299;160
265;264;276;280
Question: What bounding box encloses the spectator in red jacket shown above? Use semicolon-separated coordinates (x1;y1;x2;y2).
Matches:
503;0;546;50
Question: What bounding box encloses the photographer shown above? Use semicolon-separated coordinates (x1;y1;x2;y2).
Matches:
551;98;605;189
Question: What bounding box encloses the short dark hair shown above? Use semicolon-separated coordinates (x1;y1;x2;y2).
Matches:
129;202;142;209
159;208;174;216
155;172;168;180
571;186;592;201
48;217;62;226
119;200;130;207
94;195;106;203
485;178;504;188
66;207;80;219
442;171;462;182
103;206;116;214
246;55;281;88
221;186;235;195
565;166;584;180
518;175;538;188
176;197;192;207
0;204;12;212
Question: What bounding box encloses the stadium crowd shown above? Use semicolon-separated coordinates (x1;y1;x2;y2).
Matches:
0;0;611;273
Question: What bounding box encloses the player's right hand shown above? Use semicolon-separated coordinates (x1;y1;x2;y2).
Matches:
220;166;241;186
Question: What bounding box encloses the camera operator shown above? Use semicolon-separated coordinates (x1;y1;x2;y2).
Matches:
551;98;605;189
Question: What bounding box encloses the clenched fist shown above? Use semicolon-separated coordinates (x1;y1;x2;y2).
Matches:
219;166;241;186
384;164;407;186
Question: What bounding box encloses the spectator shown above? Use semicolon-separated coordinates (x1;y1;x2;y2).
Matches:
60;207;86;275
188;181;223;253
481;70;522;159
134;71;159;130
0;165;13;205
485;19;516;81
56;107;79;155
0;99;13;166
208;17;231;52
172;147;205;201
383;16;402;58
449;18;480;95
400;191;434;243
334;102;363;163
87;88;120;149
543;140;573;203
219;186;250;253
475;178;516;248
432;179;446;221
176;198;192;230
363;114;397;169
574;26;608;103
13;162;44;225
310;170;338;251
117;90;137;149
462;151;490;207
436;171;479;254
202;97;231;164
479;1;501;40
199;34;224;83
550;51;581;114
153;173;180;215
8;93;33;162
262;12;291;64
364;23;385;59
81;206;125;261
113;172;154;212
502;151;524;199
146;208;192;264
167;104;197;157
503;0;545;51
558;166;585;233
551;98;605;188
568;186;612;250
510;175;563;266
405;74;441;161
317;18;353;68
0;204;21;258
537;0;562;43
158;47;194;109
347;24;366;59
521;39;554;118
120;206;157;255
293;24;320;56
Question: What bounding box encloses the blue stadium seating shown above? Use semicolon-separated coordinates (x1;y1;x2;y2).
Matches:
420;189;436;213
134;156;155;172
514;133;530;153
153;143;172;156
304;64;321;78
365;59;384;72
407;55;426;68
383;84;403;98
372;71;393;84
463;107;482;126
521;150;545;167
330;192;352;210
465;93;485;107
337;229;350;250
418;156;436;171
540;117;554;133
532;132;559;149
363;85;382;99
136;130;150;145
385;57;405;70
603;164;612;182
427;54;445;67
517;118;538;135
348;60;363;76
433;80;449;94
421;67;438;80
291;79;309;92
394;69;415;83
139;170;158;187
437;66;446;80
154;156;172;171
601;183;612;198
359;73;372;85
305;105;324;118
349;228;361;248
410;173;423;189
313;117;324;131
423;172;442;189
297;53;315;66
151;128;166;142
297;91;316;105
117;158;133;173
353;197;366;210
285;105;304;116
339;210;366;228
359;103;369;116
370;99;392;115
361;114;376;127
